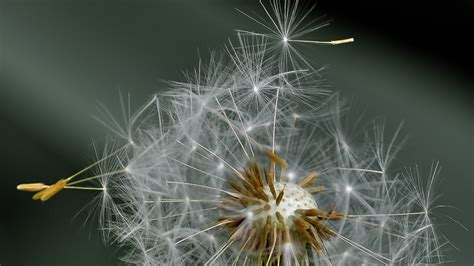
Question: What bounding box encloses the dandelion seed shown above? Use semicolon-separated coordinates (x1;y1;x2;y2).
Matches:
32;179;67;201
16;183;47;192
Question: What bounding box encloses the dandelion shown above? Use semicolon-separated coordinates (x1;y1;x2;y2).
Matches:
17;1;450;265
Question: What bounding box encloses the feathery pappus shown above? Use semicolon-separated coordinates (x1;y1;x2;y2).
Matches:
17;1;449;265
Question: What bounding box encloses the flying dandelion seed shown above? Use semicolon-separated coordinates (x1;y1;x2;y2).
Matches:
16;0;451;265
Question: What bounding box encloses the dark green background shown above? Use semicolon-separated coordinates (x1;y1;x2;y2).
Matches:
1;0;472;265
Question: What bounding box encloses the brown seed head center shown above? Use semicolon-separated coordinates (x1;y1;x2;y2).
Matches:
219;152;345;264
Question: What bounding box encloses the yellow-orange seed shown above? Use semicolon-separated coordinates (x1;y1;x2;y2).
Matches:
32;179;67;201
17;183;48;192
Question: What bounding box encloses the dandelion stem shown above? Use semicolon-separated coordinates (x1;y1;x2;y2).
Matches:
205;238;235;266
334;232;391;264
347;211;427;218
333;168;384;174
235;30;269;38
228;89;255;157
289;38;354;45
175;221;231;245
65;145;127;182
272;88;280;153
166;156;226;182
187;140;242;179
266;227;278;266
166;181;233;196
215;96;249;158
146;199;222;204
156;207;218;221
233;234;252;266
67;169;126;186
64;186;104;191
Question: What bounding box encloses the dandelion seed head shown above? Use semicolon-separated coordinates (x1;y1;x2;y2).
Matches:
19;1;450;265
214;154;345;263
262;181;318;219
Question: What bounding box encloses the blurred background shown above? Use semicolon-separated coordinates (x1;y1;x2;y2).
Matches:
0;0;472;265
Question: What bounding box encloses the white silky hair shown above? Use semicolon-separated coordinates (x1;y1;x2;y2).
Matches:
92;1;448;265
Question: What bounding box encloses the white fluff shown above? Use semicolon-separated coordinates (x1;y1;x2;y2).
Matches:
93;1;447;265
